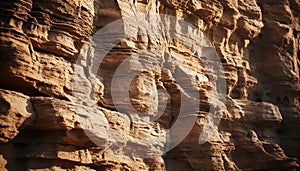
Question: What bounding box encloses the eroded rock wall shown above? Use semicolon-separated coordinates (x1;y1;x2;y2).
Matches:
0;0;299;171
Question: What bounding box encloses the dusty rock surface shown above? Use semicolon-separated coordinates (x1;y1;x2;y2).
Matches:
0;0;299;170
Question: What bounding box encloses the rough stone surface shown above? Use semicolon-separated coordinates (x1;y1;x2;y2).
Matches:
0;0;299;171
0;89;34;143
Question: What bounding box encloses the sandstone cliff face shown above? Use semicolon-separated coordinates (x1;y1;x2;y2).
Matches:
0;0;299;171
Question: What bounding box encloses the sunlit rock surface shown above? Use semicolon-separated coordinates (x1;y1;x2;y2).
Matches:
0;0;299;170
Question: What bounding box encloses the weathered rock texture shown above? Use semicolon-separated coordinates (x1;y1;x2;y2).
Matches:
0;0;299;171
